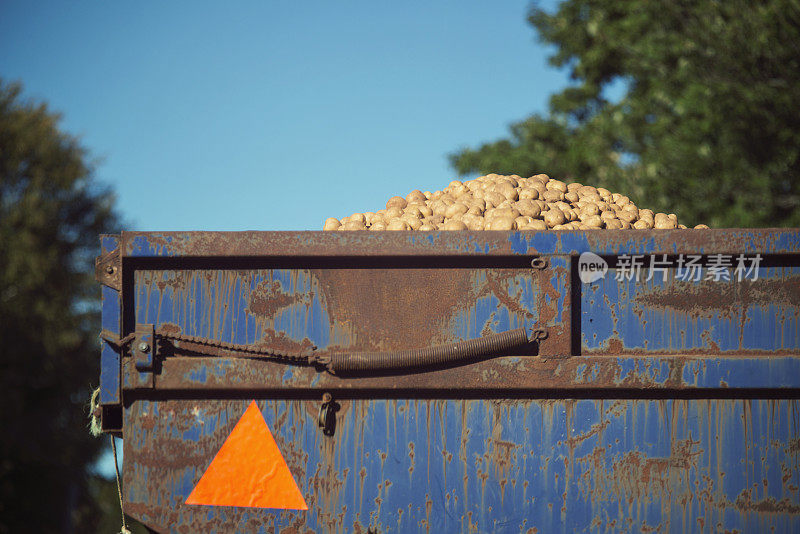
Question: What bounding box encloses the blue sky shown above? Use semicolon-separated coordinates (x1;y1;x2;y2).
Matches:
1;0;571;231
3;0;574;479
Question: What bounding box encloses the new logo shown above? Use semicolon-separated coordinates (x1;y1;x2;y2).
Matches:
578;252;608;283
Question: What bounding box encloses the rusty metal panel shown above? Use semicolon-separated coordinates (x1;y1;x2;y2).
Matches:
99;230;800;532
125;258;799;391
583;262;800;356
119;229;800;257
125;397;800;533
100;234;122;405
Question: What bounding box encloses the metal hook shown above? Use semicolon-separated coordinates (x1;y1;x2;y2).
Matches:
318;393;339;437
530;257;548;270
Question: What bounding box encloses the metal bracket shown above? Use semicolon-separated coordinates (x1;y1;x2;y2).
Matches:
95;248;121;290
133;324;156;387
530;254;572;357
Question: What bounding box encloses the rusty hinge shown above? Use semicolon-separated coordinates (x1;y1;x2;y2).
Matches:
95;248;121;290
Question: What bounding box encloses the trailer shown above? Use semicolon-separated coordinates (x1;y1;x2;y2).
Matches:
96;229;800;533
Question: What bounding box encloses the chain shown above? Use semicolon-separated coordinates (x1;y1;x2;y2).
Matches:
160;331;314;363
101;327;315;364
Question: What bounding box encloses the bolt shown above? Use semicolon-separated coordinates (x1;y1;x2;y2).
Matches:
322;392;332;404
138;342;150;353
105;265;115;275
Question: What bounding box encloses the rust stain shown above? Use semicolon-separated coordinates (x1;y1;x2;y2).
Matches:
635;277;800;319
314;267;536;354
734;488;800;514
247;279;302;316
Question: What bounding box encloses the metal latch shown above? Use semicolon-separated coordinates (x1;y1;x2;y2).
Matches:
132;324;156;387
318;393;339;436
134;324;155;372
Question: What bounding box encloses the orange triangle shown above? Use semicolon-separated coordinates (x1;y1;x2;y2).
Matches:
185;400;308;510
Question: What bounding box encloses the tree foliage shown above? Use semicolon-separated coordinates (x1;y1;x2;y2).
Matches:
0;79;121;532
451;0;800;227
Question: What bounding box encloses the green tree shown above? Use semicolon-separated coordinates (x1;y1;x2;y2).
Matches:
451;0;800;227
0;79;122;532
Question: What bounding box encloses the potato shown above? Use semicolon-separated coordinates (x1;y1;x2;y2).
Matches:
492;182;516;201
596;187;612;200
519;187;540;201
445;202;469;219
654;217;677;229
342;220;366;230
488;216;517;231
405;190;426;204
386;219;410;231
466;180;482;192
404;205;424;219
567;182;583;192
492;207;521;220
323;218;341;231
580;204;600;218
515;199;541;218
443;220;468;231
618;210;638;224
402;215;423;230
600;210;617;221
544;208;566;228
429;200;447;216
583;215;604;228
483;191;506;208
464;216;485;230
327;173;705;232
386;196;407;210
542;189;565;203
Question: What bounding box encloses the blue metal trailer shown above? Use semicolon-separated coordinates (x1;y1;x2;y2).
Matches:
96;229;800;533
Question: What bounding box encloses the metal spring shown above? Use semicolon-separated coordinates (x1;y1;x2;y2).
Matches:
328;327;530;374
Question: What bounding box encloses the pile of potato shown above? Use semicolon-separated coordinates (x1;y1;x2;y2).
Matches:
323;173;709;231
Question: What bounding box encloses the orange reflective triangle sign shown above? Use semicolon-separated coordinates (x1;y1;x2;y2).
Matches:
185;400;307;510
